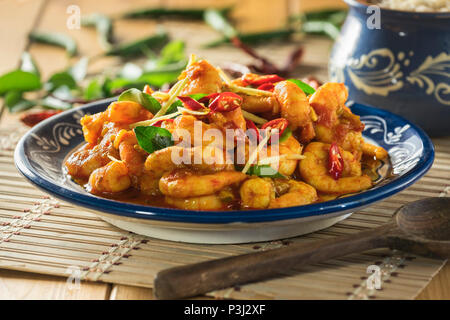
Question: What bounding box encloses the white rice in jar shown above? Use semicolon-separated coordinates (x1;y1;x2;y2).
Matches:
377;0;450;12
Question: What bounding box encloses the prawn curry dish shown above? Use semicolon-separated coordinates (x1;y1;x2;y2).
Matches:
65;55;388;211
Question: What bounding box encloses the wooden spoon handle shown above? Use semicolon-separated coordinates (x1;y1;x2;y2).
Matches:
154;222;397;299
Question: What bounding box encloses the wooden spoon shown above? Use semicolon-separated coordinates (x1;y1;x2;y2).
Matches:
154;197;450;299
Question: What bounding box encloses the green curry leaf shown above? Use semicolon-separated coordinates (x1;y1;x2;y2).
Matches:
287;79;316;95
0;70;41;95
134;126;173;154
118;88;162;114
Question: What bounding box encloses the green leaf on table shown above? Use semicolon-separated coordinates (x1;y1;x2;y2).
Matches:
122;7;232;20
84;79;103;100
246;164;286;178
68;57;89;82
4;91;22;107
287;79;316;95
303;9;347;26
4;91;36;113
0;70;41;95
157;40;185;66
20;52;40;77
118;88;162;114
138;69;182;88
102;78;146;95
45;72;77;91
301;21;340;40
203;29;294;48
104;29;169;57
134;126;173;154
10;99;36;113
81;13;114;50
29;31;77;56
204;9;237;39
51;86;74;101
39;95;72;110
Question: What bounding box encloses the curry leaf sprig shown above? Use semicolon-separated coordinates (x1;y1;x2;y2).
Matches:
0;38;188;114
134;126;174;154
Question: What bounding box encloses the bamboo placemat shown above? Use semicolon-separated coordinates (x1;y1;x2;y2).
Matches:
0;124;448;300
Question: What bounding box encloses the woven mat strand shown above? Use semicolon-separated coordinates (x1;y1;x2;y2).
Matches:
0;126;448;300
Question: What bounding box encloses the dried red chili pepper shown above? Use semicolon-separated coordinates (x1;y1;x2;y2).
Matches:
243;74;284;87
143;84;153;95
20;110;61;127
177;96;206;111
152;118;174;127
256;83;275;92
245;119;262;142
209;92;243;112
328;142;344;180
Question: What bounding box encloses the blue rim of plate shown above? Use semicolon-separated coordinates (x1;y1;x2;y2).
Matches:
14;99;434;224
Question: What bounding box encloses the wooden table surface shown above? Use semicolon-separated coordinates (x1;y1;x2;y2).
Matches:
0;0;448;300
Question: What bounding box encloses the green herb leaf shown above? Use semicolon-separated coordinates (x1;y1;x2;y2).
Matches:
39;96;72;110
68;57;89;82
20;52;40;77
141;59;187;87
287;79;316;95
203;29;294;48
246;165;286;178
105;29;169;57
118;88;162;114
5;90;22;107
0;70;41;95
301;21;340;40
81;13;114;50
29;31;77;56
157;40;185;66
134;126;173;154
45;72;77;91
10;99;36;113
204;9;237;39
303;9;347;25
84;79;103;100
4;91;36;113
122;7;231;20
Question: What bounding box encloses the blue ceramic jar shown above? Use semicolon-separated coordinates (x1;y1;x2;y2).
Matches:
330;0;450;136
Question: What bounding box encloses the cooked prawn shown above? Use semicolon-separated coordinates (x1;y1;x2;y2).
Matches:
65;128;119;179
106;101;152;123
274;80;312;131
114;130;146;176
269;180;318;208
309;83;366;157
80;112;106;144
159;169;247;198
268;135;303;176
172;115;221;147
299;142;372;194
178;59;222;95
240;95;279;114
87;160;131;193
144;145;233;178
240;177;275;209
165;194;227;210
